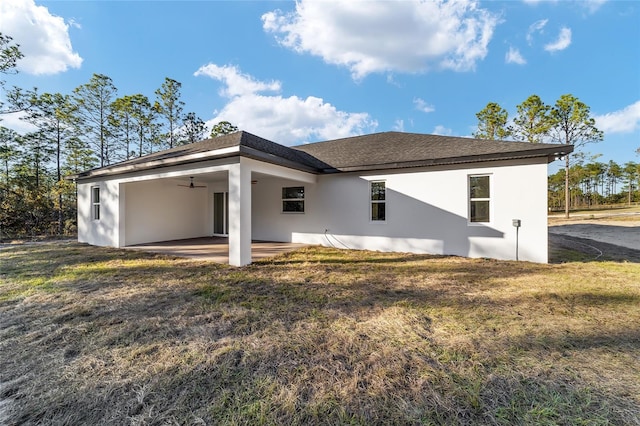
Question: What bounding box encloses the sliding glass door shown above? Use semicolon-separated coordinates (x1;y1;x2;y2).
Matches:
213;192;228;235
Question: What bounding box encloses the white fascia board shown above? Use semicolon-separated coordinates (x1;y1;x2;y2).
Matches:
243;157;317;183
341;156;547;179
78;146;241;180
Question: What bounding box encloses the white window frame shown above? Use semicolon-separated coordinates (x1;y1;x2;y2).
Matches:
282;186;305;214
91;186;101;221
370;180;386;223
468;174;492;224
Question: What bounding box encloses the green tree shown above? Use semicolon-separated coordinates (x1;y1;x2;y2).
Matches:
111;95;138;160
0;33;37;115
605;160;622;200
549;94;604;218
512;95;551;143
0;126;18;183
473;102;511;140
0;33;22;75
16;131;53;191
547;169;566;211
210;121;238;138
65;136;97;174
181;112;206;144
73;74;118;167
8;131;56;236
0;32;22;114
154;77;184;150
584;161;606;207
622;162;638;206
0;126;19;239
130;94;158;157
23;93;77;234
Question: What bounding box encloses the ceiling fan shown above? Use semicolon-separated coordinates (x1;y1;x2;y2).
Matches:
178;177;206;189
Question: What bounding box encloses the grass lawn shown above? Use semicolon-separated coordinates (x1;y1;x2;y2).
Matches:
1;243;639;425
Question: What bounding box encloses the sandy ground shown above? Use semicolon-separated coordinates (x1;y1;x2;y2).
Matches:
549;220;640;251
549;214;640;262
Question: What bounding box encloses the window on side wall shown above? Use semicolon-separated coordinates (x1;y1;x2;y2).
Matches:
370;180;386;222
282;186;304;213
91;186;101;220
469;175;490;223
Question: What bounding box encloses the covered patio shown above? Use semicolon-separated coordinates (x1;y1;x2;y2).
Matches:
72;132;322;266
127;237;309;263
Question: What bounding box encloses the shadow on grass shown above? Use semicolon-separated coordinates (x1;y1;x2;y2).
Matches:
260;251;452;265
513;328;640;352
532;290;640;307
4;242;631;349
4;242;638;323
2;242;639;424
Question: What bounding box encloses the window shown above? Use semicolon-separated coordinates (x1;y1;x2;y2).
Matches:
469;175;490;223
91;186;100;220
282;186;304;213
370;181;386;221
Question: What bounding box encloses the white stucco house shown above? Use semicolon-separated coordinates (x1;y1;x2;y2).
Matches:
69;131;572;266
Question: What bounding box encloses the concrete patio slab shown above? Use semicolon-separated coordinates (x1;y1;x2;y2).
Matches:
127;237;308;263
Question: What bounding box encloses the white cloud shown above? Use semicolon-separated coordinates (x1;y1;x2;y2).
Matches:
544;27;572;52
524;0;607;14
594;101;640;134
583;0;607;14
194;64;281;97
0;0;82;75
522;0;557;4
194;63;377;145
526;19;548;44
413;98;435;113
386;74;403;88
67;18;82;29
393;119;405;132
433;125;453;136
0;111;38;134
505;47;526;65
262;0;500;80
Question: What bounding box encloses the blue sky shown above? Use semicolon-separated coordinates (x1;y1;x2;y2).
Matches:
1;0;638;173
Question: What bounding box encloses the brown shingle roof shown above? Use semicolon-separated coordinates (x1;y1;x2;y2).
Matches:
70;131;328;179
70;131;572;180
293;132;573;172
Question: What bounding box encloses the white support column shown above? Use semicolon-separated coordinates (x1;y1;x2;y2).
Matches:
118;182;126;247
228;161;252;266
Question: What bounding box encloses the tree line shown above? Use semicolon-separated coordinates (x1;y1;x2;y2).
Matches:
472;94;637;216
1;33;212;239
1;29;636;239
549;157;639;211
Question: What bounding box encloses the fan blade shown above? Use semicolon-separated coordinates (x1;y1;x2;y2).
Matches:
178;177;206;188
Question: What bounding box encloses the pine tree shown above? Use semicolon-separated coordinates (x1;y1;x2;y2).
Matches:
513;95;551;143
549;94;604;218
154;78;184;149
181;112;206;144
73;74;118;166
473;102;511;140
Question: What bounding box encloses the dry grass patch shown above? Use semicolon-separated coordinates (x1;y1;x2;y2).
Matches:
1;243;639;425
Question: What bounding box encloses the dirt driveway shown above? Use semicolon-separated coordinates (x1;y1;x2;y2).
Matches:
549;214;640;262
